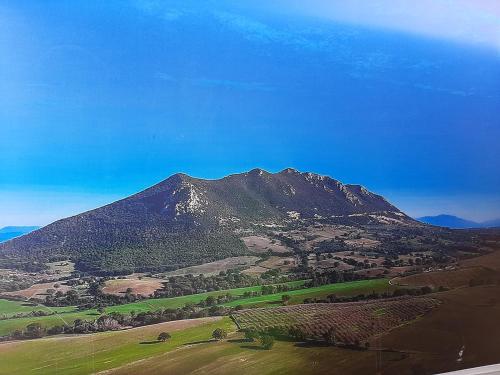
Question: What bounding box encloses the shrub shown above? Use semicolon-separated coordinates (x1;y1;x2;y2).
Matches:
259;334;274;350
212;328;227;340
157;332;171;342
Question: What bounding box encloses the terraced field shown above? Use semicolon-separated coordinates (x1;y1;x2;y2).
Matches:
233;296;440;344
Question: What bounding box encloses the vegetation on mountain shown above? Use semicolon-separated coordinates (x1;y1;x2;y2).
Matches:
0;169;407;274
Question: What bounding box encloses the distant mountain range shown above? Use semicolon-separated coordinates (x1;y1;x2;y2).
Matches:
417;215;500;229
0;168;414;274
0;226;40;243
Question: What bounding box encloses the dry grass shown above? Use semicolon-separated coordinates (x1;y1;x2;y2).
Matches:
394;266;497;288
102;277;164;297
3;281;70;299
242;236;291;254
163;256;260;276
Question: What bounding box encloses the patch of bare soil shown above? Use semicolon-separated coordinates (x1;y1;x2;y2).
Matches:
368;285;500;374
242;236;291;254
163;256;260;276
102;278;164;297
394;266;497;288
3;281;70;299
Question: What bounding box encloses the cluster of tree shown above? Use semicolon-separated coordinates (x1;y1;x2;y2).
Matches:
10;303;235;340
301;286;439;305
154;271;256;298
243;329;275;349
0;309;54;321
305;269;364;287
247;325;369;350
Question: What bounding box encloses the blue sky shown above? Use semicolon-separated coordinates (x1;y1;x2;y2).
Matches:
1;0;499;226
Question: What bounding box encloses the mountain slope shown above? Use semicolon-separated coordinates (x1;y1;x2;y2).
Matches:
0;226;40;243
0;169;409;274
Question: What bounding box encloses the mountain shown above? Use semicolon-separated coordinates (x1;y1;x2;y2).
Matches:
417;215;500;229
482;218;500;228
0;226;40;243
0;169;412;274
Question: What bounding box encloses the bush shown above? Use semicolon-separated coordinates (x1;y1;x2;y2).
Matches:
259;334;274;350
157;332;171;342
244;329;258;342
212;328;227;340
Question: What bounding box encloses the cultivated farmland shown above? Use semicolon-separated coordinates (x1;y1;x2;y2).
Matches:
232;296;439;344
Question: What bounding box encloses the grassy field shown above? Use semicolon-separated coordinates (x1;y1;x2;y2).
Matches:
0;278;391;337
103;280;307;314
0;280;304;336
223;278;392;308
0;299;74;318
0;316;233;375
107;332;384;375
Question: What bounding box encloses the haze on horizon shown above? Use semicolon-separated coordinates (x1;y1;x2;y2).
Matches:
1;0;499;227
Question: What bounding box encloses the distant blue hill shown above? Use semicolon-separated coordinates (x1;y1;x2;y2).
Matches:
0;226;40;243
417;215;500;229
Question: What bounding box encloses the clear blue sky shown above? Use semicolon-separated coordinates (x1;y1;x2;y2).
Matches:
1;0;499;226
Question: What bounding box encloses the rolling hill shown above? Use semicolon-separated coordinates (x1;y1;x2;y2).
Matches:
0;169;412;274
417;214;500;229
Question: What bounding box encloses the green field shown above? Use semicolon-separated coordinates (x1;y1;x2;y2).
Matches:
106;331;387;375
0;299;74;318
0;278;392;337
0;280;304;336
103;280;307;314
223;278;392;308
0;317;234;375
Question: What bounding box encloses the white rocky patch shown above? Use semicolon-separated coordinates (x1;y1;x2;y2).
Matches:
287;211;301;220
174;183;207;216
340;185;363;206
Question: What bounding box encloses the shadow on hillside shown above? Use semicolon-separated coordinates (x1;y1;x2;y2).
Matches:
294;341;330;348
228;338;252;343
183;339;214;345
240;345;266;350
140;341;161;345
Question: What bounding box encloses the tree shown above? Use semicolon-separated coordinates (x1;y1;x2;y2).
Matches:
25;322;45;338
244;329;258;342
281;294;291;305
259;334;274;350
323;327;336;345
157;332;171;342
212;328;227;340
205;296;216;306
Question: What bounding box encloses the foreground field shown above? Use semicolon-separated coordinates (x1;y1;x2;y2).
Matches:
370;284;500;374
0;317;232;375
107;333;382;375
1;285;499;374
394;266;497;288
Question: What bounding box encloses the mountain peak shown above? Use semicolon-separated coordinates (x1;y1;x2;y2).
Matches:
0;168;410;273
279;167;300;174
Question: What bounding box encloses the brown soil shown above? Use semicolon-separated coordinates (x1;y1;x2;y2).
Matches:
394;266;497;288
368;285;500;374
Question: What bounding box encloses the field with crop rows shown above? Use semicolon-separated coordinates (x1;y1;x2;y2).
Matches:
232;296;440;345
